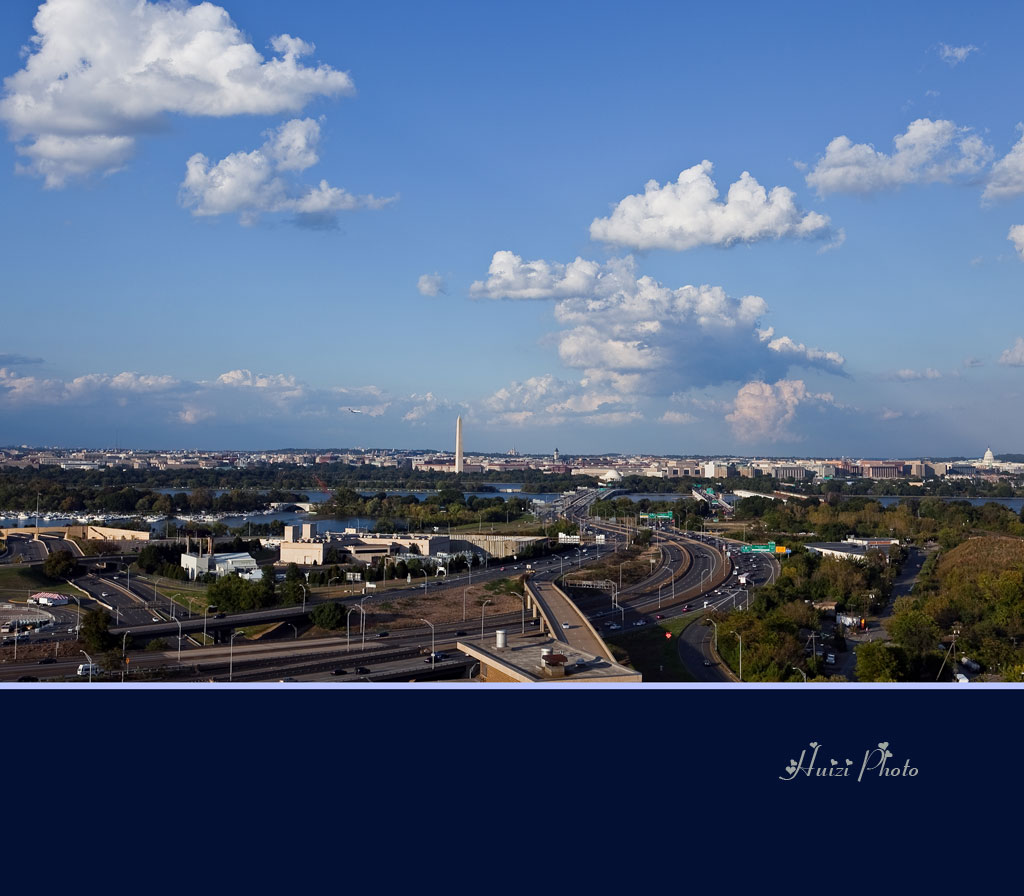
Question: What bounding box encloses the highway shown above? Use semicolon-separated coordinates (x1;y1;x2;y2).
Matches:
2;487;776;682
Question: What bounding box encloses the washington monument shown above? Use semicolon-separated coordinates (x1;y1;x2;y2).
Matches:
455;415;464;473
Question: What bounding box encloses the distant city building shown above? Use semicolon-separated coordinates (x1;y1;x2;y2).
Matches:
181;551;259;580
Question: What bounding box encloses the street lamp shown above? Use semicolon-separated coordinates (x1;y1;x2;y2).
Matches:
298;584;307;612
731;630;742;682
203;604;217;645
792;666;807;682
121;631;131;682
708;619;718;651
346;606;365;651
421;618;435;668
481;599;492;639
172;615;182;664
463;586;469;622
80;649;94;683
658;583;665;610
285;623;298;639
229;631;243;682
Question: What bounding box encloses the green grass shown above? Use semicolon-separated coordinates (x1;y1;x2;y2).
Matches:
605;615;706;682
0;565;82;601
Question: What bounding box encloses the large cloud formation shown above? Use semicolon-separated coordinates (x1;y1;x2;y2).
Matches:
1;0;353;187
474;251;844;389
726;379;834;442
589;161;832;250
179;117;393;225
806;118;992;196
473;251;846;429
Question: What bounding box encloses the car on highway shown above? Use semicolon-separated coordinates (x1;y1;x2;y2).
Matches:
37;657;56;664
607;623;621;630
375;631;389;638
455;630;467;636
682;605;691;612
331;668;346;676
354;666;371;675
561;621;570;629
654;614;664;619
633;620;645;627
424;652;447;663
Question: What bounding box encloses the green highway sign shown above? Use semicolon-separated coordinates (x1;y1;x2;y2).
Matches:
741;542;776;553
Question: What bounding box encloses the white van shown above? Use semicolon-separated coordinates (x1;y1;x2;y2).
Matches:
77;663;100;676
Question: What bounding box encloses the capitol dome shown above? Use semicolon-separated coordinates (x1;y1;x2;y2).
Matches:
983;447;995;464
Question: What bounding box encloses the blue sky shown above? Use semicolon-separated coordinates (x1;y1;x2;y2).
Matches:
2;0;1024;457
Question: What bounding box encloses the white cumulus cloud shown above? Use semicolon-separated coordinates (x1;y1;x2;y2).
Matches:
805;118;993;196
999;337;1024;366
1009;225;1024;258
417;273;446;296
589;160;832;250
472;251;846;393
985;133;1024;201
1;0;354;187
179;118;394;226
726;379;833;442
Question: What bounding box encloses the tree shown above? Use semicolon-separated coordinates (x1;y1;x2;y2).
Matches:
81;608;115;653
886;609;941;657
855;641;901;682
310;602;346;630
43;549;78;580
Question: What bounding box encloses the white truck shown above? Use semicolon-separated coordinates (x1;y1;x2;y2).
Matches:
77;663;100;676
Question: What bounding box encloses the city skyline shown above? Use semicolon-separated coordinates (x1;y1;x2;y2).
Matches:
3;2;1024;456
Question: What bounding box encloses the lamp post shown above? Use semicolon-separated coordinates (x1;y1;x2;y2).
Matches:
298;584;307;613
346;606;365;651
422;618;435;668
658;583;665;610
121;631;130;682
731;630;742;682
463;586;469;622
80;649;94;683
481;599;492;639
792;666;807;682
172;615;182;664
229;631;243;682
708;619;718;651
170;591;184;618
203;604;217;645
285;623;298;639
73;596;81;639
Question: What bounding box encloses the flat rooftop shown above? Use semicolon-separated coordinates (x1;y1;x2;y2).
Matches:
457;633;641;683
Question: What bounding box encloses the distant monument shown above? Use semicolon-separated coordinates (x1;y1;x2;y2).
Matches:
455;415;464;473
983;446;995;465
